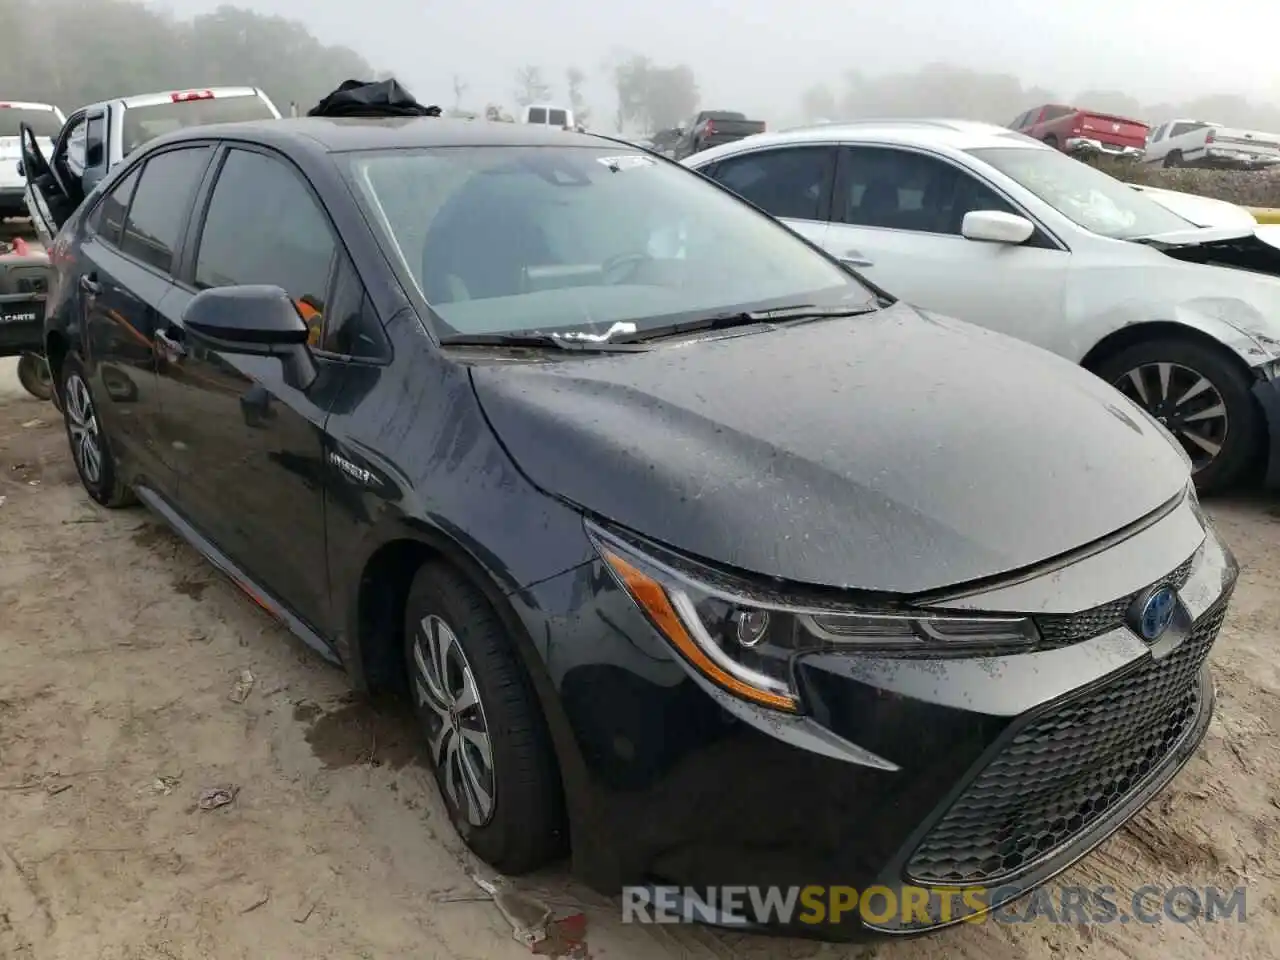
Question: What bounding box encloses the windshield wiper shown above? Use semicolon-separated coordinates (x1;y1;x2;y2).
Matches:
439;331;645;351
612;302;880;344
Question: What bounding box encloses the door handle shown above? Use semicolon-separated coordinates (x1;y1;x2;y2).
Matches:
79;274;101;295
839;251;874;268
155;328;186;359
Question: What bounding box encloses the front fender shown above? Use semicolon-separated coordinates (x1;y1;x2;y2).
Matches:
1064;260;1280;371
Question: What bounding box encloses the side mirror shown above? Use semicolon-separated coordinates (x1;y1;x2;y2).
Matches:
183;285;318;391
961;210;1035;245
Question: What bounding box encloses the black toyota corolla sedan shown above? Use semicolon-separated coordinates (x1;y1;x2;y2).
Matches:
37;116;1236;937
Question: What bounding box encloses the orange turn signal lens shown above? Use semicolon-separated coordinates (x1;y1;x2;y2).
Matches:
600;547;799;712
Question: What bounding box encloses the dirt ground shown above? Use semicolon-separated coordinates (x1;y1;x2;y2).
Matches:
2;355;1279;960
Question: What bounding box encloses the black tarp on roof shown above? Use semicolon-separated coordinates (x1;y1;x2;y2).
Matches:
308;79;442;118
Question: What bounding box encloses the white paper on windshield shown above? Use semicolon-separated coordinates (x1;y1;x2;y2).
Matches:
596;155;655;171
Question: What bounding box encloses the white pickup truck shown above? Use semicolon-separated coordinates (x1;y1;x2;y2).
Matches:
1143;118;1280;170
20;86;280;246
1;101;65;219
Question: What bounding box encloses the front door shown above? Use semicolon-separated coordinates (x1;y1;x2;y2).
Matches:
154;145;344;635
824;145;1069;344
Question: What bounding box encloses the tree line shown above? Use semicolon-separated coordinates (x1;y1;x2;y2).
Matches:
0;0;380;115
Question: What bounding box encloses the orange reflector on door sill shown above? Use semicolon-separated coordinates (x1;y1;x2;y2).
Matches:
600;548;797;712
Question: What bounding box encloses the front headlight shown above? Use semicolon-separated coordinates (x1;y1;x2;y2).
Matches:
588;522;1040;714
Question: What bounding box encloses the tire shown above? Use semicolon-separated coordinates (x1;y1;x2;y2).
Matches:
58;353;136;508
403;561;564;873
1043;134;1059;150
16;352;53;401
1093;337;1261;494
1164;151;1183;168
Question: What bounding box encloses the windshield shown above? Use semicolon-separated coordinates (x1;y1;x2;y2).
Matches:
122;95;277;155
969;146;1195;240
344;145;870;338
0;107;63;138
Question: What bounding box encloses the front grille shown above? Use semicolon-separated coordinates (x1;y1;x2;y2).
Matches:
907;590;1230;886
1036;553;1196;646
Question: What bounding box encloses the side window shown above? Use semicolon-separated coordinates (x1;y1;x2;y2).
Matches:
194;149;346;353
324;256;389;358
84;114;106;169
88;167;140;246
1023;108;1042;126
839;147;1017;235
527;107;547;124
63;116;88;177
711;147;834;221
118;147;213;273
1170;122;1206;138
1011;111;1029;129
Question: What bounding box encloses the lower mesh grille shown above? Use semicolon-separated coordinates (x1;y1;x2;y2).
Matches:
906;590;1229;886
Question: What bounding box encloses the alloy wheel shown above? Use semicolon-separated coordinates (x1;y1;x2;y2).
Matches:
412;614;496;827
64;373;103;486
1112;362;1228;473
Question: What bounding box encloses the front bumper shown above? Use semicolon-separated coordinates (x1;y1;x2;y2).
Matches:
515;494;1235;939
1065;137;1144;160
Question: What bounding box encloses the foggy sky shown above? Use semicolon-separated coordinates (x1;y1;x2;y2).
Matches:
157;0;1280;127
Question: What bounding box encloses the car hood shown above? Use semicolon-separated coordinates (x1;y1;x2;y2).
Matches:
469;303;1190;595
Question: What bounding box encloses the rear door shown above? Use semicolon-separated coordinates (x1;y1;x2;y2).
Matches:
78;145;215;493
701;145;836;250
154;144;355;634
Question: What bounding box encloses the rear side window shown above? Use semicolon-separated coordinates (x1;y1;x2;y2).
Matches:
90;167;140;246
527;107;547;124
711;147;833;221
194;149;340;350
548;109;568;127
118;147;213;273
1170;122;1208;138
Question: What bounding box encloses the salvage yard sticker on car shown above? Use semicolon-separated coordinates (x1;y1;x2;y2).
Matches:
596;155;655;171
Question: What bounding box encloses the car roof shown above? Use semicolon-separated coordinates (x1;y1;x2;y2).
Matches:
149;116;618;155
0;100;60;111
686;118;1049;163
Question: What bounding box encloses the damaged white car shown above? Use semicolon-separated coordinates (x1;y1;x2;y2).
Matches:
686;119;1280;493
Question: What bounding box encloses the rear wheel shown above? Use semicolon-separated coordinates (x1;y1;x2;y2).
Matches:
16;352;53;401
403;562;564;873
1095;337;1261;494
59;354;136;508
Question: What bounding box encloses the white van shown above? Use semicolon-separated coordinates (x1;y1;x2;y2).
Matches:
521;104;576;130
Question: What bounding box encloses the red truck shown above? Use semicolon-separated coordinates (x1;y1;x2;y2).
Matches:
1010;104;1148;160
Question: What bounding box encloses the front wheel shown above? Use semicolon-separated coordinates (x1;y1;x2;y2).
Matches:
59;354;136;508
16;352;53;401
403;562;564;873
1095;338;1262;494
1164;150;1184;168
